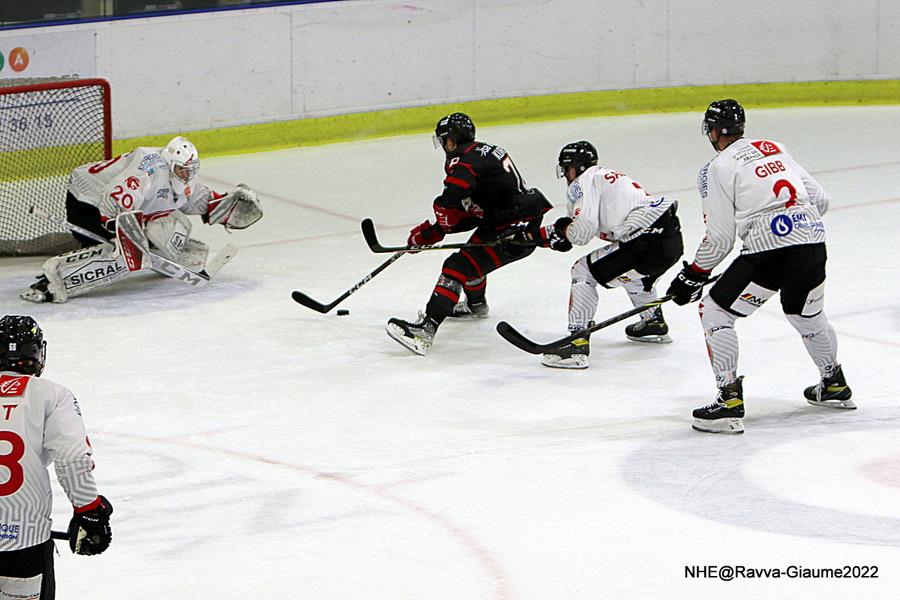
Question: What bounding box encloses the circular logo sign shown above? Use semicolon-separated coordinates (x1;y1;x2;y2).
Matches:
9;48;29;73
770;214;793;237
0;52;5;72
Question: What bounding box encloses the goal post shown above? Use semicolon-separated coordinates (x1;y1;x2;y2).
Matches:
0;78;111;255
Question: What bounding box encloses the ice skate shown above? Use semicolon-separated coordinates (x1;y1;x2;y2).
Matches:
386;311;439;356
692;377;745;434
19;276;53;303
449;299;490;319
541;329;591;370
625;306;671;343
805;366;855;409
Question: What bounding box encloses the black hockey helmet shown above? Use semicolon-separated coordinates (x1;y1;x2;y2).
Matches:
702;99;745;136
434;112;476;148
0;315;47;376
557;140;598;178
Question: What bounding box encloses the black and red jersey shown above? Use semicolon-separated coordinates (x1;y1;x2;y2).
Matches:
436;141;543;230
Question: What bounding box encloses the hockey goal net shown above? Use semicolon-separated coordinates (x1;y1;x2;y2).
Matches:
0;78;111;255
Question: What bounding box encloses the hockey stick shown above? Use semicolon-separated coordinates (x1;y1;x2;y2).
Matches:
292;251;403;313
51;530;69;541
29;206;238;287
496;276;720;354
360;218;537;253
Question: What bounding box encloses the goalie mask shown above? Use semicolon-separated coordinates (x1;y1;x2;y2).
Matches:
160;136;200;197
0;315;47;376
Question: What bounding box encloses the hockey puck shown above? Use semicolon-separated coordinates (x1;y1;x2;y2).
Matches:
337;309;350;316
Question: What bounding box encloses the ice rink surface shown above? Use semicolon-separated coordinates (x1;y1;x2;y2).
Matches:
1;106;899;599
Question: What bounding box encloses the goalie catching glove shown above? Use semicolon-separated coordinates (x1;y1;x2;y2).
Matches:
207;184;263;230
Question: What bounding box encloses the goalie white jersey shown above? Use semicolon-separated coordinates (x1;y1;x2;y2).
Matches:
565;165;675;245
693;138;828;271
0;372;98;551
68;148;215;224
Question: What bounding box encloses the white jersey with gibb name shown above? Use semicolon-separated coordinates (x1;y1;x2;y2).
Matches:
0;372;98;551
693;137;828;272
67;147;214;224
564;165;675;245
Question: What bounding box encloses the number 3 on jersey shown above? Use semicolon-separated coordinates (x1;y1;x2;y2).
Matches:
773;179;798;207
0;430;25;496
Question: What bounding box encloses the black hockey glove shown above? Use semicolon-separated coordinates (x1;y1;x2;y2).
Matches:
68;495;113;556
667;261;710;305
539;217;573;252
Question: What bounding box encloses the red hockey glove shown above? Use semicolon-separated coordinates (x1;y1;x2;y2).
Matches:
432;202;471;232
408;220;445;248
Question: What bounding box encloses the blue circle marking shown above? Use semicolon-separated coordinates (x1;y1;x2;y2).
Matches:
771;214;793;237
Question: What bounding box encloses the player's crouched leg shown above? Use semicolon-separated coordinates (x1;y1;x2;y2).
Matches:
0;539;55;600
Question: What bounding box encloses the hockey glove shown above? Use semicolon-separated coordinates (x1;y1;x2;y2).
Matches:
207;184;263;230
667;261;710;305
539;217;573;252
408;220;445;248
68;495;113;556
432;202;471;231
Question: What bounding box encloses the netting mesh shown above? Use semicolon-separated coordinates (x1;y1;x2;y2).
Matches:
0;79;110;255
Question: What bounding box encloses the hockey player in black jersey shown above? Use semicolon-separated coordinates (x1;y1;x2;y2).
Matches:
387;113;551;355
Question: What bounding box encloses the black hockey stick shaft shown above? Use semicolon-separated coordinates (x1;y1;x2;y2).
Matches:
291;251;403;313
361;218;537;254
51;530;69;541
496;276;719;354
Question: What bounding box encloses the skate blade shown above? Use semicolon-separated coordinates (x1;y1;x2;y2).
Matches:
19;289;50;303
541;355;589;370
385;324;428;356
448;312;489;320
626;334;672;344
807;398;857;410
692;417;744;434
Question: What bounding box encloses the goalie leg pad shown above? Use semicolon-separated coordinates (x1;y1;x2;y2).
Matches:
144;211;192;261
178;238;209;271
41;243;130;303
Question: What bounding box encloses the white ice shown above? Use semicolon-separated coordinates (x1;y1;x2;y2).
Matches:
1;106;898;599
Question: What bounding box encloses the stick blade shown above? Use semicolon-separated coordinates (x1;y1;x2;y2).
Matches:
291;290;332;313
495;321;546;354
202;243;239;278
359;218;381;250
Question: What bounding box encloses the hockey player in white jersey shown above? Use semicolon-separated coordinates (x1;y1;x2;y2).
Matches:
0;316;112;599
539;141;683;369
667;99;853;434
21;136;263;303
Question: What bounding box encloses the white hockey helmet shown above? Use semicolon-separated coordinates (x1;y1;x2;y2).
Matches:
160;135;200;188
